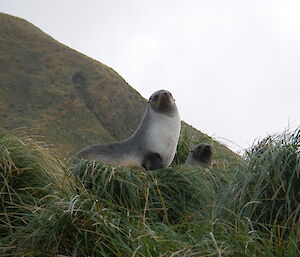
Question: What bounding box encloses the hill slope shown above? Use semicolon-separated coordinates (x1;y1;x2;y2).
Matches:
0;13;237;160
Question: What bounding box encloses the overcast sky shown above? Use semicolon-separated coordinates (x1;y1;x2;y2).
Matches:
2;0;300;153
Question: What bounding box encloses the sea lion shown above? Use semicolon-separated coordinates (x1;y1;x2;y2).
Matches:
76;89;181;170
184;143;212;167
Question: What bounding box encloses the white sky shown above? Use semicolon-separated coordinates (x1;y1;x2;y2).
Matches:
2;0;300;154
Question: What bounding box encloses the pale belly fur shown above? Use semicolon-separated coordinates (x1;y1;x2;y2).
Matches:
145;112;181;167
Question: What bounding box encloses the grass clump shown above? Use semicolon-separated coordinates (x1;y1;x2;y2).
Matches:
73;160;216;224
0;129;65;240
220;130;300;224
217;129;300;255
0;127;300;256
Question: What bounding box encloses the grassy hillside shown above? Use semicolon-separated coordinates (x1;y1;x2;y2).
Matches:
0;12;145;154
0;12;237;160
0;128;299;256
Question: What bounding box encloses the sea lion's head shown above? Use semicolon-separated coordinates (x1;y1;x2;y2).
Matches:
190;143;212;165
148;90;177;117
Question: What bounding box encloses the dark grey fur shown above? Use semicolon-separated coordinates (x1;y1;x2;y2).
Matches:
184;143;212;167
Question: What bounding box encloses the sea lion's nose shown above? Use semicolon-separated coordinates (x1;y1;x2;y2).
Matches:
205;145;211;150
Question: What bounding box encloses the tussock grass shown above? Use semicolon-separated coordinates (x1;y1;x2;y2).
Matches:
172;129;193;165
0;129;64;239
220;130;300;225
0;128;300;256
73;160;216;223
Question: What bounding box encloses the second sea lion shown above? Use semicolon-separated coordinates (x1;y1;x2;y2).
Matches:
184;143;212;167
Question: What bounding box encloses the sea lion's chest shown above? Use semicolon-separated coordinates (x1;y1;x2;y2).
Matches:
146;112;180;166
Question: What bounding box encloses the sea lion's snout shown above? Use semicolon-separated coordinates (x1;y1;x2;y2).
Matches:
159;91;173;105
149;90;172;101
199;144;212;153
161;91;171;98
149;90;177;116
195;144;212;161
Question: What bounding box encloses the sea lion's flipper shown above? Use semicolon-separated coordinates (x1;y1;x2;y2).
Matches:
142;153;163;170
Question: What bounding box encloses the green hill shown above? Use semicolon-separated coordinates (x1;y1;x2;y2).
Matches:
0;12;237;160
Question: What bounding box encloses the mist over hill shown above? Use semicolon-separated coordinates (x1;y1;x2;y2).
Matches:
0;13;237;160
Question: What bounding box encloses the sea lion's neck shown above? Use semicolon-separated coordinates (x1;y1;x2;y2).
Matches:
131;104;178;133
125;105;151;143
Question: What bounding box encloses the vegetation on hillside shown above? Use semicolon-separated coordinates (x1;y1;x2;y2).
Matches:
0;12;237;161
0;12;145;153
1;127;299;256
